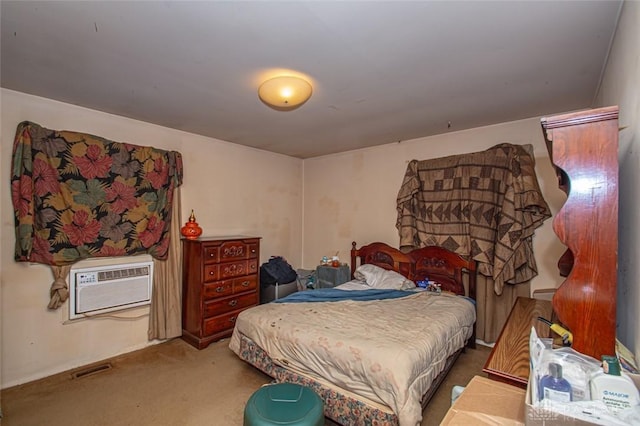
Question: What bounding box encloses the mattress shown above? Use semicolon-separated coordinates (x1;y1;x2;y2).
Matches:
229;287;475;425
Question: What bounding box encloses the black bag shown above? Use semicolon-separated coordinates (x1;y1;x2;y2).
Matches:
260;256;297;288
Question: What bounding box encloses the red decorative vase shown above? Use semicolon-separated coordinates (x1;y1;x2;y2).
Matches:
181;210;203;240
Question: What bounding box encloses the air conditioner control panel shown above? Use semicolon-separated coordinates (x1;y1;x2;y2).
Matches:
76;272;98;285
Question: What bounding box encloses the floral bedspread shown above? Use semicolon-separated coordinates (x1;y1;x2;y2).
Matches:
229;290;475;426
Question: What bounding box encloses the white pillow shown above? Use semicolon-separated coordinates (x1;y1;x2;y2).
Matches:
354;264;415;290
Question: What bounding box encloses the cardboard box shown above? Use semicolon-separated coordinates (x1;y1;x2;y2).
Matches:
525;371;640;425
440;376;525;425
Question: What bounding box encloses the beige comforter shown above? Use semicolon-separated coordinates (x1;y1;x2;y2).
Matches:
229;290;475;425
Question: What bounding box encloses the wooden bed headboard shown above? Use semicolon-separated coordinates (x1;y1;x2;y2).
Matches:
350;241;477;300
350;241;413;279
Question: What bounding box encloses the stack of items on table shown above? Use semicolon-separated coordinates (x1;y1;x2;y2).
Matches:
441;329;640;425
525;328;640;425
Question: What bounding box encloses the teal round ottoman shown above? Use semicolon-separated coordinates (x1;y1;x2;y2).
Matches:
244;383;324;426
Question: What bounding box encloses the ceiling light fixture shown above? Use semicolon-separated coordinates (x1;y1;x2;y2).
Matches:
258;76;313;111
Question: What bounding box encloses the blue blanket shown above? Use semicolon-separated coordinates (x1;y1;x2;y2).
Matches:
274;288;413;303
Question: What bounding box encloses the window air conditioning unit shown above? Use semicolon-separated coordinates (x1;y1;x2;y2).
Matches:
68;261;154;320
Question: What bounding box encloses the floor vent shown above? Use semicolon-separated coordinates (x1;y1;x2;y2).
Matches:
72;363;112;379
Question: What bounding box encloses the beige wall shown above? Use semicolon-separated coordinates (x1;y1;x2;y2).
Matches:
302;116;567;296
0;89;303;387
596;1;640;358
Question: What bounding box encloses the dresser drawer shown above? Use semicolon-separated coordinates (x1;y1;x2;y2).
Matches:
203;292;258;318
220;259;258;279
233;275;257;294
247;258;258;275
202;280;234;299
220;240;257;261
202;275;257;300
203;259;258;282
247;242;258;259
203;308;248;336
203;246;219;264
202;240;258;264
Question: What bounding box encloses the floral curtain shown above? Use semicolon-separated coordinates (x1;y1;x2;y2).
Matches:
11;121;183;309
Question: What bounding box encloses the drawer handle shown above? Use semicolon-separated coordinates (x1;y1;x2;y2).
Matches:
229;316;237;323
229;299;238;307
251;249;256;253
250;265;256;270
216;286;224;293
209;271;215;276
241;281;250;287
210;253;215;257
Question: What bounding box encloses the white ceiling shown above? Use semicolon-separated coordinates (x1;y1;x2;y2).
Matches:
1;1;622;159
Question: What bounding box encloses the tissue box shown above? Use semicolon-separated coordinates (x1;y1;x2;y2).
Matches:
441;376;525;425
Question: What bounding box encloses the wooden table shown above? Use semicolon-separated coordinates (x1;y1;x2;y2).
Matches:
483;297;553;388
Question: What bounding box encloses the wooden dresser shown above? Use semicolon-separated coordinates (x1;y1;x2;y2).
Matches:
541;106;619;361
181;236;260;349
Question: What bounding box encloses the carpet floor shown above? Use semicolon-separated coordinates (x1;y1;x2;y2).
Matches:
2;338;492;426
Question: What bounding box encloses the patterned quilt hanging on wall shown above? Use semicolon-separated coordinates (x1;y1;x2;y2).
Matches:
396;143;551;295
11;121;183;266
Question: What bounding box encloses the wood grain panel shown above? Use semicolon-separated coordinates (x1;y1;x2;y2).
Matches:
541;106;618;360
483;297;552;388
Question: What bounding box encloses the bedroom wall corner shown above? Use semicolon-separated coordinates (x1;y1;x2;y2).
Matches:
595;0;640;360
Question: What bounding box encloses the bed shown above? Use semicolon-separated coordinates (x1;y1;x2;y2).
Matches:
229;241;477;425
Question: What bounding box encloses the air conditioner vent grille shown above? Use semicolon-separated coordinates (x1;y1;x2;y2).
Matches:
98;266;150;282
